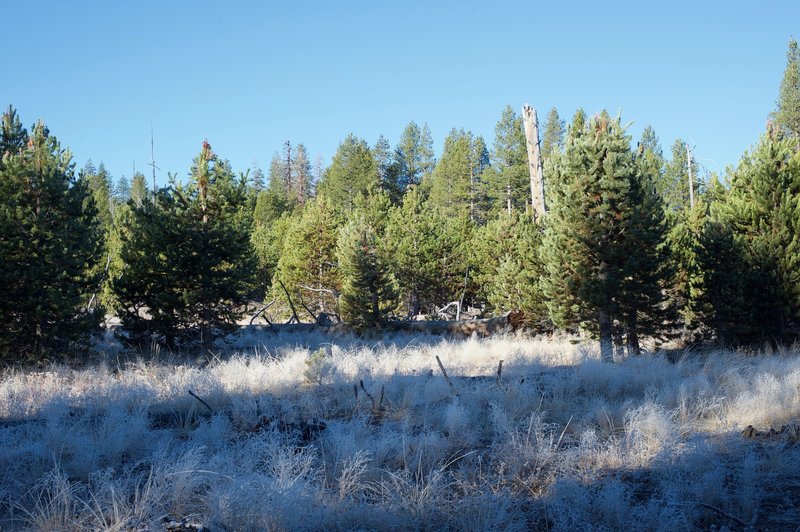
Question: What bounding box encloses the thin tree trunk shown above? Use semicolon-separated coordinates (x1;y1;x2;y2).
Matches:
626;312;640;357
598;308;614;362
613;323;624;360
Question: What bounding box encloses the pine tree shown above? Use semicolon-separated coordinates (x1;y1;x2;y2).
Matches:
426;128;487;221
130;172;148;207
83;161;114;230
114;175;131;202
473;212;550;330
666;201;709;339
541;107;565;163
567;108;587;141
0;119;102;358
696;213;747;344
374;134;401;202
114;141;256;350
717;127;800;339
485;106;529;215
771;38;800;142
267;151;290;202
541;113;641;361
291;143;312;206
316;134;378;214
251;164;265;192
395;121;435;191
273;196;342;319
337;215;395;332
617;140;674;354
384;188;469;317
1;105;28;159
659;139;699;211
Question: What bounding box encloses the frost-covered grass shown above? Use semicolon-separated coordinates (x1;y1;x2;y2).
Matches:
2;331;800;530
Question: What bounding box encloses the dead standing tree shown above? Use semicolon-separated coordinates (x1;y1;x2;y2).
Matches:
522;104;546;220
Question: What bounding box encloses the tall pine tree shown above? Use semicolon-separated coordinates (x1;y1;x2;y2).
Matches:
771;38;800;142
718;126;800;340
542;113;666;360
0;117;102;358
337;215;395;332
114;141;256;350
316;134;378;214
395;121;435;191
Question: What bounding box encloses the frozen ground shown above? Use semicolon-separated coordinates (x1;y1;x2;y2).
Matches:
1;330;799;530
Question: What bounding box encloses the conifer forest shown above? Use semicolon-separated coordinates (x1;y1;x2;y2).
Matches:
1;35;800;531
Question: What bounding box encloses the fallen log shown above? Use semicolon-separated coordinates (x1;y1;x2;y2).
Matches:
245;311;519;337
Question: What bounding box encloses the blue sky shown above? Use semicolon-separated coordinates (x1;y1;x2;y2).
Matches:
3;1;798;186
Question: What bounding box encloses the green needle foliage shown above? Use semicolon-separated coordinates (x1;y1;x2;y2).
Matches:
542;112;671;359
336;215;396;332
0;114;102;359
113;141;256;350
474;212;550;331
771;38;800;142
273;196;342;319
718;126;800;340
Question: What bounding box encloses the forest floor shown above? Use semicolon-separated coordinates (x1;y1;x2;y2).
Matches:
1;329;799;530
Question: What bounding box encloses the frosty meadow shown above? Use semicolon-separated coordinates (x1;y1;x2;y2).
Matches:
1;330;799;530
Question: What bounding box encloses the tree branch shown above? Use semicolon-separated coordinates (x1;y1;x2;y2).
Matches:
278;280;300;324
249;299;275;326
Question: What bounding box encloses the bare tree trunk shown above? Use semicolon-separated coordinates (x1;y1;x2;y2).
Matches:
626;312;641;357
598;308;614;362
522;104;546;221
613;322;625;360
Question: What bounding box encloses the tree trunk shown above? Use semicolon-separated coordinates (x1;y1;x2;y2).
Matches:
626;312;641;357
613;323;624;360
598;308;614;362
200;308;212;353
522;104;546;221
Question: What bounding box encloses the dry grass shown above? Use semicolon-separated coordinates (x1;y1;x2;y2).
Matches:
1;330;799;530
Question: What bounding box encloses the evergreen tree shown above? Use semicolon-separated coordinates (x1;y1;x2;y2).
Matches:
83;161;114;230
542;113;653;361
251;163;265;192
567;108;587;141
0;119;102;358
426;128;487;221
267;151;289;201
251;180;296;295
316;134;378;214
541;107;565;166
114;175;131;203
291;143;312;206
374;134;401;202
337;215;395;332
717;127;800;339
487;106;528;215
473;212;550;330
666;201;709;339
252;211;295;298
130;172;148;207
771;38;800;142
471;135;491;223
660;139;699;211
384;188;470;317
617;141;674;354
273;196;342;319
1;105;28;159
114;141;256;350
395;121;435;191
696;213;747;344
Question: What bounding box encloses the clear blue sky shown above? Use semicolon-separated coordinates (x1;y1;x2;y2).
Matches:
3;1;798;186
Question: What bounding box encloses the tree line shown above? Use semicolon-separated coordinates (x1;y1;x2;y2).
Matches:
1;39;799;361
